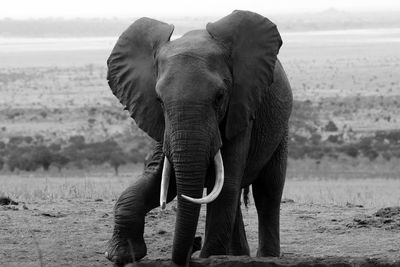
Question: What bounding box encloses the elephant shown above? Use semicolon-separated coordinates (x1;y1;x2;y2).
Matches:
104;10;292;266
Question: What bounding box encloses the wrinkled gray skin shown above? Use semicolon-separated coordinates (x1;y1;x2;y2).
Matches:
105;11;292;266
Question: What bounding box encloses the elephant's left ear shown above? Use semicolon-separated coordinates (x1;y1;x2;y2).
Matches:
207;10;282;140
107;18;174;142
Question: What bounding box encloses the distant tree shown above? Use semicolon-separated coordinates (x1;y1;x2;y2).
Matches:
363;149;379;161
33;146;53;171
310;133;322;145
24;136;33;144
341;145;359;158
48;143;61;152
292;134;308;145
307;150;324;160
288;145;307;160
108;151;127;176
382;151;392;161
392;149;400;159
68;135;85;147
325;120;338;132
328;153;339;160
8;149;38;172
7;136;25;147
358;137;373;153
52;153;70;172
327;135;339;144
0;141;6;157
34;134;44;145
83;140;116;165
128;148;147;164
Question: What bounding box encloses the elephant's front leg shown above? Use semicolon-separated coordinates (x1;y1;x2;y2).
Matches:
229;200;250;256
200;127;252;257
105;143;176;264
200;178;241;256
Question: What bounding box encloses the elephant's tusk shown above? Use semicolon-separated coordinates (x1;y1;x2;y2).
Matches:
160;156;171;210
181;149;224;204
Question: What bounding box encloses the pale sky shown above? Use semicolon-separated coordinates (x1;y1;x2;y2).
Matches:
1;0;400;19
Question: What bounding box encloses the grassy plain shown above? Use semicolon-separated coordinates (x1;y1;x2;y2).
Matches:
1;172;400;266
1;25;400;265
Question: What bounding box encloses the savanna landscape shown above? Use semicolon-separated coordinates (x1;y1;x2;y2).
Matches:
1;10;400;266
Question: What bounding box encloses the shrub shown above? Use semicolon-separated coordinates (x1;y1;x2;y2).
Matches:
363;149;379;161
128;148;147;163
340;145;359;158
382;151;392;161
68;135;85;147
33;146;53;171
7;136;26;147
310;133;322;145
288;145;307;159
327;134;343;144
48;143;61;152
307;149;324;160
52;153;70;171
8;149;39;172
325;120;338;132
108;151;127;175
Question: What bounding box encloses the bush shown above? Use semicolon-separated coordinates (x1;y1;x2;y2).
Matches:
0;141;5;150
68;135;85;147
307;150;324;160
8;149;39;172
340;145;359;158
7;136;26;147
310;133;322;145
363;149;379;161
52;153;70;171
83;139;118;165
382;151;392;161
288;145;307;159
108;151;127;175
325;120;338;132
33;146;53;171
128;148;147;163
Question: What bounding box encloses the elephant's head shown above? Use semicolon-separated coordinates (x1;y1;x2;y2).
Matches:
107;10;282;264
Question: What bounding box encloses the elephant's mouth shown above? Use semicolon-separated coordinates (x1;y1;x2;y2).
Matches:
159;149;224;208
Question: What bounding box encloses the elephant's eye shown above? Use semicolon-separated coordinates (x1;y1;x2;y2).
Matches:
215;91;224;107
156;96;164;107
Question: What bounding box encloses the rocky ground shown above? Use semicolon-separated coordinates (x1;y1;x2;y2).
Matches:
1;197;399;266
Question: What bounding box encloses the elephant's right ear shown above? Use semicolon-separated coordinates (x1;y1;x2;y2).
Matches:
107;18;174;142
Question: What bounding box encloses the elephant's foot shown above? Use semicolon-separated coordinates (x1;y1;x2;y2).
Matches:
105;232;147;265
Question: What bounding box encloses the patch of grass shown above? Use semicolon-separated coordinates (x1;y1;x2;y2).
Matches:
282;178;400;208
1;165;399;209
0;167;142;202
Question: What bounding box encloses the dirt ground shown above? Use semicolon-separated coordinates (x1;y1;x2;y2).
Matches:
1;198;400;266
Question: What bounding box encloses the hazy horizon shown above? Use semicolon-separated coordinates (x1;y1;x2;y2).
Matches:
1;0;400;19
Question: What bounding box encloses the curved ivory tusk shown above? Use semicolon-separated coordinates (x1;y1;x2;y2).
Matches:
160;156;171;210
181;150;224;204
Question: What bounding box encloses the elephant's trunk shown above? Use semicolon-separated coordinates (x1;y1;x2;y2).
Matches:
169;130;209;264
163;103;221;264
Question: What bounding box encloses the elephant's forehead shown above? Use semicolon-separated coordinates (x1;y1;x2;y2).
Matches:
159;30;225;60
